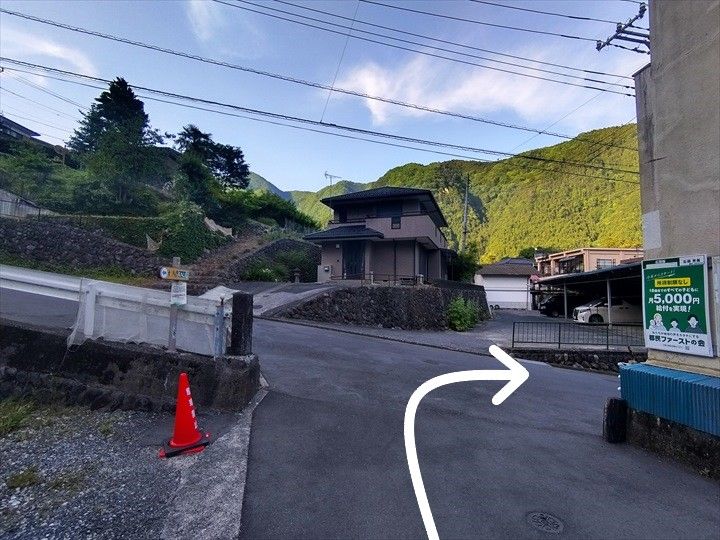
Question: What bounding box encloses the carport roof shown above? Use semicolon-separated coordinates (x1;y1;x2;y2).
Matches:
538;261;641;286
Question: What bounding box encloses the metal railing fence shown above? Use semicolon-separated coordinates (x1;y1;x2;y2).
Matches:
511;321;644;349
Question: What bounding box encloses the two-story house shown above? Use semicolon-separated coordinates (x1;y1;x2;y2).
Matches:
304;187;453;283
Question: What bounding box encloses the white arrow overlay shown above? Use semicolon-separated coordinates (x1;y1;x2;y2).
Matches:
404;345;529;540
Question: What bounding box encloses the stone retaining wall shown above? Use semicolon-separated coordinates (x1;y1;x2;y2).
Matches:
0;217;162;275
511;347;647;373
281;282;489;330
0;320;259;412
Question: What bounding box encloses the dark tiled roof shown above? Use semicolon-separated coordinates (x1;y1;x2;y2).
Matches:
321;186;448;228
0;114;40;138
478;258;538;276
321;186;431;204
304;225;384;241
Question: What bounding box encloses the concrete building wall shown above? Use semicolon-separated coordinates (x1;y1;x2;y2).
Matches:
536;248;644;276
370;242;395;280
364;215;446;249
474;275;530;309
395;240;416;278
635;0;720;374
318;243;342;282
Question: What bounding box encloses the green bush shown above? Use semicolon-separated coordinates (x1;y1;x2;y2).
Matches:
447;297;479;331
241;257;285;282
239;249;316;282
158;201;228;261
212;189;318;230
44;215;166;248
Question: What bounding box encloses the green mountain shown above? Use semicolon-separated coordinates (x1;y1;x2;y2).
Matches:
247;171;292;201
260;125;641;263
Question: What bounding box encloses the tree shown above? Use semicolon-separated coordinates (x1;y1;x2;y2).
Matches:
174;152;217;211
69;78;162;154
175;124;249;189
68;78;164;208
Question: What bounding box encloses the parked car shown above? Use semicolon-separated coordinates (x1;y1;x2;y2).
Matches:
538;294;589;318
573;297;642;324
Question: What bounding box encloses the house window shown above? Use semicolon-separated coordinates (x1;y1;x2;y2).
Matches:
391;216;401;229
596;258;615;269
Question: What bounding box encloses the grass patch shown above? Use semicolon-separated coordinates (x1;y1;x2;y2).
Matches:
6;467;42;489
98;419;114;437
48;470;86;492
0;399;35;437
0;250;151;285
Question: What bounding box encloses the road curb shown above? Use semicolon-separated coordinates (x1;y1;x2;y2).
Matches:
160;379;269;539
259;316;499;359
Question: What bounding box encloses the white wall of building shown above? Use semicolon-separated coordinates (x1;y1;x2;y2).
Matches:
474;274;531;309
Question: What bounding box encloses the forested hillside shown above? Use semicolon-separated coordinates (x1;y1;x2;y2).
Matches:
288;125;641;263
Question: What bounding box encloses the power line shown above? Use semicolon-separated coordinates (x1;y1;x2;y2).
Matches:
271;0;633;81
3;67;639;186
0;58;640;182
8;74;88;110
468;0;623;25
0;110;72;134
264;0;633;85
0;87;81;120
0;7;636;151
359;0;600;42
0;68;600;171
508;79;628;153
319;0;359;122
214;1;634;96
30;72;641;186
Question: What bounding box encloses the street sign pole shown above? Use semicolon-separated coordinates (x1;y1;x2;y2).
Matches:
168;257;181;353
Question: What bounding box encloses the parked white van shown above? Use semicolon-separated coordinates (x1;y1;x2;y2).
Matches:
573;297;642;324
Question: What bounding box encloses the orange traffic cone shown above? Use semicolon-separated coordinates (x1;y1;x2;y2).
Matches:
159;372;211;458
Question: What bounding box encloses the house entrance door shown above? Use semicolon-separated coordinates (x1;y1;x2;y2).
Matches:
342;241;364;279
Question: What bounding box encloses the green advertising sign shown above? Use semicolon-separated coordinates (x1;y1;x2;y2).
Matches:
642;255;713;357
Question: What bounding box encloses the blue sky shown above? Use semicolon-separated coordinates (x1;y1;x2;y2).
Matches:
0;0;648;192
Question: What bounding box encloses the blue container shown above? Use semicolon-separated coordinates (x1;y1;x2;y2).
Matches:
620;363;720;436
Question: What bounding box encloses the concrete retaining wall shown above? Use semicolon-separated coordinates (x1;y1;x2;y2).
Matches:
511;347;647;373
626;408;720;479
0;320;259;412
281;282;489;330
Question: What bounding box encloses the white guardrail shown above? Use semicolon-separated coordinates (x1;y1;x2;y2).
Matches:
0;265;230;357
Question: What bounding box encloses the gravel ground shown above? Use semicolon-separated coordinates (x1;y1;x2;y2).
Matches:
0;405;184;539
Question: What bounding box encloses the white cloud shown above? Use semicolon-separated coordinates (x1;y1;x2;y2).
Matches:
335;46;645;134
186;0;224;42
185;0;266;58
0;27;98;78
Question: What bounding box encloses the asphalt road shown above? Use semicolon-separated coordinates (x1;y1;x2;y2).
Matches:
2;287;719;539
245;319;720;540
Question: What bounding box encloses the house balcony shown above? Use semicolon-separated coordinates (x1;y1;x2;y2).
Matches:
326;213;447;250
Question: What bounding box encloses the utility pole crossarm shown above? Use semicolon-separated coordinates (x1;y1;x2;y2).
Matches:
597;3;649;54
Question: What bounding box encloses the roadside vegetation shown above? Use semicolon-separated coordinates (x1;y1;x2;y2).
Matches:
447;297;480;331
241;249;317;282
0;399;35;438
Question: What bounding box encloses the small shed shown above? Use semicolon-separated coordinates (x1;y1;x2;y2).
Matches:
474;258;538;310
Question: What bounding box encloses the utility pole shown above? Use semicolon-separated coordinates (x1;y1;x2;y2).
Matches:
461;174;469;253
324;171;341;186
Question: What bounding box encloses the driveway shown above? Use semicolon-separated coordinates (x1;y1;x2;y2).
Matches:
243;319;719;539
